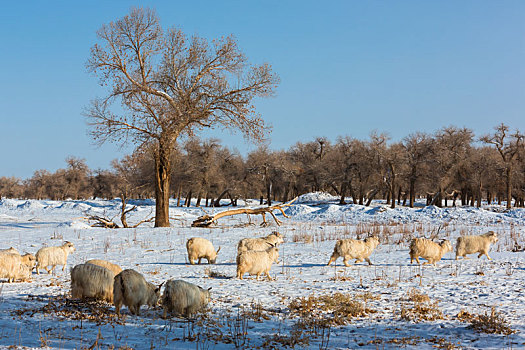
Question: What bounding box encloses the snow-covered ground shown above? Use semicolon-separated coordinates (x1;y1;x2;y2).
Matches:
0;192;524;349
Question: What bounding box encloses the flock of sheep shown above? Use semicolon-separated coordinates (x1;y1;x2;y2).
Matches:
0;230;499;319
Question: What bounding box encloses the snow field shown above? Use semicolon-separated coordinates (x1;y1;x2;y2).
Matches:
0;197;524;349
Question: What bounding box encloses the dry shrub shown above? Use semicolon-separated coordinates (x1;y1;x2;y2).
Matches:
467;307;515;335
204;267;229;279
289;293;374;327
292;233;313;244
399;290;443;322
14;295;122;326
387;336;421;346
242;301;270;322
426;336;459;349
406;288;430;303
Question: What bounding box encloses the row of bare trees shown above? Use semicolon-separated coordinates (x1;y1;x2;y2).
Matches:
2;124;524;209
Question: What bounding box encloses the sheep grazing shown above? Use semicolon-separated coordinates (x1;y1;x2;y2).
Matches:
113;269;162;316
0;252;31;282
162;279;211;318
20;253;36;270
71;263;115;302
186;237;221;265
86;259;123;276
236;245;279;280
409;238;453;265
237;231;284;253
327;236;380;266
456;231;499;260
35;241;76;274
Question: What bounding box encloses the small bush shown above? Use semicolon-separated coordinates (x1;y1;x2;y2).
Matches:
468;307;515;335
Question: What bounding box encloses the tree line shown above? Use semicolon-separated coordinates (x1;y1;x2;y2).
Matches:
1;123;524;209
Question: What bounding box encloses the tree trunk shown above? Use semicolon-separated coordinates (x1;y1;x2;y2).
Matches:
409;178;415;208
506;165;512;209
154;140;171;227
339;182;347;205
176;184;182;206
196;186;203;207
186;190;192;207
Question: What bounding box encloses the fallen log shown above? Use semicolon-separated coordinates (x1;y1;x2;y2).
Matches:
192;197;298;227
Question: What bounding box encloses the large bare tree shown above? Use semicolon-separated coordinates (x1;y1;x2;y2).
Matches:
86;8;279;226
481;123;524;209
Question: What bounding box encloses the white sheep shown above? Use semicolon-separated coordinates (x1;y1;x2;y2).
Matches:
162;279;211;318
113;269;162;316
409;238;453;265
71;263;115;302
186;237;221;265
237;231;284;253
236;245;279;280
1;248;35;270
327;236;380;266
20;253;36;270
0;252;31;282
456;231;499;260
35;241;76;274
0;247;19;254
85;259;123;276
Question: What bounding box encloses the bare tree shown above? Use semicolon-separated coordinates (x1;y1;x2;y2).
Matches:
402;132;432;207
86;8;279;226
481;123;524;209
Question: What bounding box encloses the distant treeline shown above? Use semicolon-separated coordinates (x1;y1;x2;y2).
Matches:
1;124;524;208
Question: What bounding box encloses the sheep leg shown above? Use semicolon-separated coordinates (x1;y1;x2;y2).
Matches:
115;302;121;317
343;257;351;267
256;272;261;281
355;258;364;264
189;259;195;265
162;308;168;319
266;271;273;281
422;260;431;265
365;257;373;265
327;253;338;266
480;252;492;260
198;258;202;264
62;264;66;272
135;304;141;316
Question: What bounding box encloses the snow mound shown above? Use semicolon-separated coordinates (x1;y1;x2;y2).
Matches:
0;214;18;221
297;192;339;203
55;202;92;211
284;204;318;217
16;200;46;210
57;220;92;229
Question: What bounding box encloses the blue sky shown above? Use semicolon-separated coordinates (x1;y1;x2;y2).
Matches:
1;1;524;178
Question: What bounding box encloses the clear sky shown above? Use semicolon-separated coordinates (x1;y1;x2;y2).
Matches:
1;1;524;179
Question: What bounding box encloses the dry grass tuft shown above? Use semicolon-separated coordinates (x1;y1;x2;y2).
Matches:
289;292;374;327
14;295;122;326
467;307;515;335
204;267;230;279
399;289;444;322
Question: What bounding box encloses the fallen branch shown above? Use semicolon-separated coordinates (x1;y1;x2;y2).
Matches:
192;197;297;228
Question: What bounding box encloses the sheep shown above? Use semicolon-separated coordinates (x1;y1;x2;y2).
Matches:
236;245;279;280
409;238;453;265
113;269;162;316
162;279;211;318
85;259;123;276
0;252;31;282
456;231;499;260
186;237;221;265
237;231;284;253
0;247;19;254
20;253;36;270
327;236;380;266
71;263;115;302
35;241;76;274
